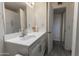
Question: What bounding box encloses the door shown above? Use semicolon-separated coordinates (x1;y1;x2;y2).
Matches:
47;3;54;54
0;2;4;55
53;13;62;41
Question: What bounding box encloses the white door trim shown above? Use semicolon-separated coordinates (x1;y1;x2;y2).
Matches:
72;2;78;56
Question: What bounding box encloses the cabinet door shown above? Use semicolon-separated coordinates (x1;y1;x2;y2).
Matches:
30;43;42;56
41;39;46;55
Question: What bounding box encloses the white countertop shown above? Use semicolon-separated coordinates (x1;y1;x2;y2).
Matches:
5;32;46;46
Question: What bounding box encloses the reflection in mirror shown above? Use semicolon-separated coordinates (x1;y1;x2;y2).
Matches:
4;2;27;35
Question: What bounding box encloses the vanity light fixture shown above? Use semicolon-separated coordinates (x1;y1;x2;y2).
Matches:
58;2;62;5
25;2;35;8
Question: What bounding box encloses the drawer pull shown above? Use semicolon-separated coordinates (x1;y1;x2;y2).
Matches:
48;32;52;33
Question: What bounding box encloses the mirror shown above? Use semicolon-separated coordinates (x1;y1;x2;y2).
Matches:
4;2;27;34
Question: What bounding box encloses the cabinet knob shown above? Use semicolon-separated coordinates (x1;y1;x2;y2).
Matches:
47;32;52;33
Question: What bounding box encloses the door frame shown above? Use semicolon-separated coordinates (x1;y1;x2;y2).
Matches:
53;7;66;43
46;3;67;54
46;2;54;54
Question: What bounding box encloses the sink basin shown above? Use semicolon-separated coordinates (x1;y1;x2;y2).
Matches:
5;32;46;46
24;35;36;40
19;34;36;40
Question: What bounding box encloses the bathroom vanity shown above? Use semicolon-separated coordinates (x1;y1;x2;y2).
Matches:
3;2;47;56
4;32;47;56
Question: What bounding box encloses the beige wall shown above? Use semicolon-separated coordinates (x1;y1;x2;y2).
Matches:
27;2;46;32
27;4;35;32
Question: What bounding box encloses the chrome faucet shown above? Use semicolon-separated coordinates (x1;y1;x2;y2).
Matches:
20;29;26;37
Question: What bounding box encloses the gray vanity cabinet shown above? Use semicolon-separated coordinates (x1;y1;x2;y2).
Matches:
29;43;42;56
41;38;46;55
29;33;47;56
5;33;47;56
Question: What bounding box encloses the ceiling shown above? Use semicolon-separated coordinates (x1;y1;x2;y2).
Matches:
5;2;26;11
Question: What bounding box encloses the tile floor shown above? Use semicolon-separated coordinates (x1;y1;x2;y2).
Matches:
45;41;71;56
